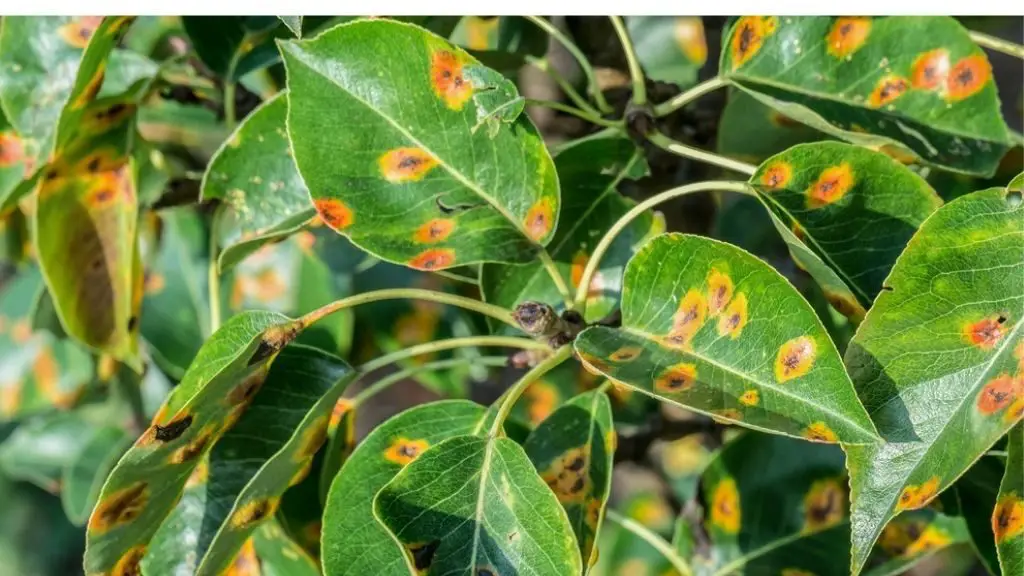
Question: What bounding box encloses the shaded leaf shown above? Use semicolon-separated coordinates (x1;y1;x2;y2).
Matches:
657;432;713;504
0;412;95;491
950;455;1003;574
0;108;29;206
750;141;943;318
182;16;283;81
861;508;972;576
251;520;321;575
593;492;677;576
202;92;316;271
282;19;560;270
995;424;1023;576
717;89;829;166
510;360;587;430
0;473;86;574
481;136;656;324
574;233;878;444
279;16;302;37
449;16;547;75
720;16;1013;176
61;425;131;526
322;400;488;576
627;17;707;86
844;185;1024;574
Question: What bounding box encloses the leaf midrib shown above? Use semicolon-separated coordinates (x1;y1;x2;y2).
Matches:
284;43;534;243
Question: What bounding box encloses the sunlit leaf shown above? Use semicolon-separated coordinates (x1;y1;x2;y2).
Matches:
626;17;707;86
720;16;1013;176
279;16;302;37
750;141;943;319
995;424;1023;575
574;233;878;444
251;520;321;575
282;19;560;271
844;184;1024;574
61;425;130;526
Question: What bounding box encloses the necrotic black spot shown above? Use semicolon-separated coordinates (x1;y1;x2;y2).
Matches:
409;540;440;571
155;415;193;442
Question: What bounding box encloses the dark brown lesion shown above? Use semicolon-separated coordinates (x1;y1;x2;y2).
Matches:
154;414;193;442
171;430;210;464
398;154;426;171
398;443;422;459
408;540;440;571
92;482;148;531
737;22;757;55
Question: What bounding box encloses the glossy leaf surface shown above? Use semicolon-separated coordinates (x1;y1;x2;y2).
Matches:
844;185;1024;573
995;424;1023;576
721;16;1013;175
627;17;707;86
574;233;878;443
481;136;656;324
523;389;614;567
202;92;316;271
750;141;943;317
322;400;488;576
283;19;559;270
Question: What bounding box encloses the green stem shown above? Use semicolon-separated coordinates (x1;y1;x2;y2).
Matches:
223;82;237;129
207;236;221;332
358;336;546;374
300;288;521;331
524;16;613;114
537;249;574;309
527;56;603;119
647;130;757;176
654;76;728;117
352;356;509;406
573;180;754;309
489;346;573;437
605;510;693;576
969;30;1024;59
526;98;623;128
609;16;645;106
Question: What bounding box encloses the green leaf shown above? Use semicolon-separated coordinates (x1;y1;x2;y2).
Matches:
626;17;707;86
0;412;95;491
374;433;582;575
750;141;943;319
322;400;488;576
83;309;302;574
510;360;587;430
658;433;713;504
720;16;1013;176
202;92;317;271
995;424;1023;575
861;508;972;576
182;16;283;81
0;108;29;205
279;16;302;37
574;233;878;444
950;455;1003;574
251;521;321;575
449;17;547;75
481;136;657;324
61;425;131;526
593;493;676;575
142;344;355;576
282;19;560;270
717;89;829;166
844;184;1024;574
523;389;614;568
137;97;228;157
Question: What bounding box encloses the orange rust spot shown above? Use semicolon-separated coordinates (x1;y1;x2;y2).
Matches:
111;544;146;576
379;147;437;183
739;389;759;406
430;50;473;110
706;268;734;316
58;16;103;48
289;459;314;488
578;351;610;376
804;478;846;531
186;459;209;488
911;49;950;90
384;437;429;466
769;111;803;128
295;416;329;461
868;75;909;109
0;131;25;167
230;496;281;528
570;250;590;291
610;346;641;363
806;163;854;208
394;306;440;347
224;539;260;576
1008;394;1024;423
329;398;354;430
465;17;498;50
962;315;1007;349
1015;340;1024;371
802;422;838;443
169;425;215;465
977;374;1019;415
33;346;75;408
83;101;136;131
760;161;792;189
730;17;766;70
904;525;952;557
0;384;22;418
711;408;743;423
710;478;741;534
897;476;941;511
655;362;698;394
824;288;867;321
408;248;456;271
414;218;456;243
144;272;165;294
227;369;269;407
524;197;554;242
674;17;707;63
314;198;354;231
585;497;602;529
10;319;31;344
72;65;106;108
668;288;708;346
775;336;816;383
88;481;149;534
717;293;748;339
993;494;1024;543
827;17;871;59
523;380;558;425
946;55;991;102
541;446;590;504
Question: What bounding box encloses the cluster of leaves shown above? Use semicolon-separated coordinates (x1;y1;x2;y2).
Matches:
0;14;1021;576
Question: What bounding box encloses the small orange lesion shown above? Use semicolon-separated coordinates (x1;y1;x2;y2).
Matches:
577;351;610;376
903;525;952;557
524;197;555;242
806;163;854;208
610;346;642;363
946;55;991;102
1014;340;1024;371
711;408;743;424
0;383;21;418
0;131;25;167
430;49;473;110
144;271;165;295
666;289;708;347
739;389;759;406
71;65;106;109
169;425;215;465
976;374;1020;415
408;248;456;271
674;17;707;64
760;161;793;189
824;288;867;322
88;481;149;534
654;363;698;394
706;268;734;316
295;416;329;461
780;570;816;576
911;49;951;90
775;336;816;383
314;198;354;231
896;476;941;511
523;380;559;426
224;539;260;576
110;544;147;576
379;147;437;183
868;75;910;109
826;17;871;59
384;437;430;466
10;319;32;344
729;16;768;70
710;478;741;534
58;16;104;48
717;293;748;340
83;101;137;131
962;315;1007;349
541;446;591;504
329;398;354;430
803;478;846;531
992;493;1024;543
230;496;281;528
802;422;838;443
413;218;456;243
